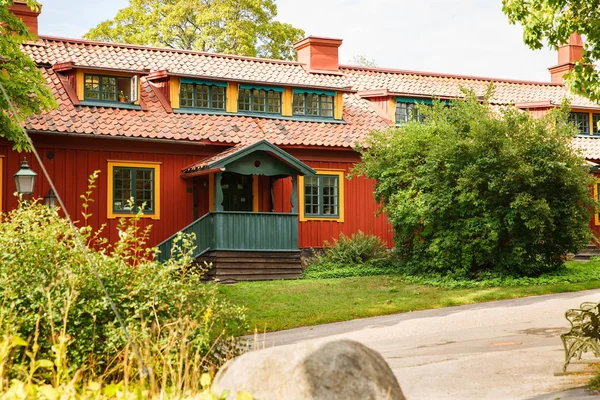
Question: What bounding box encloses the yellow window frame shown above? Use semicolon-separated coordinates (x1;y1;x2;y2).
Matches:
298;169;345;222
594;177;600;226
107;160;161;220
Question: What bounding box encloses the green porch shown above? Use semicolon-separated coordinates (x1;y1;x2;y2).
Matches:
156;140;315;281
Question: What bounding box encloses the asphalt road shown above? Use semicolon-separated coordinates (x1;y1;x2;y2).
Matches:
257;289;600;400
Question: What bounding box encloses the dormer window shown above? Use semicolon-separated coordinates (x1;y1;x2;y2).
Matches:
180;80;226;110
238;85;283;114
395;98;433;126
292;89;334;118
84;74;138;103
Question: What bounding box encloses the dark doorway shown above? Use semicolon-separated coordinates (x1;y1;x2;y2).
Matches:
221;173;252;211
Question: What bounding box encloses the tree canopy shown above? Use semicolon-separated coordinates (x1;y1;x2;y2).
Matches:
348;55;378;68
84;0;305;60
503;0;600;100
354;90;594;278
0;0;56;151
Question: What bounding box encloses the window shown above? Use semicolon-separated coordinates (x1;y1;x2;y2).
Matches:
595;178;600;226
84;74;138;103
593;114;600;135
299;169;345;222
292;91;334;118
238;86;282;114
179;81;226;110
107;161;161;219
569;112;590;135
395;102;429;125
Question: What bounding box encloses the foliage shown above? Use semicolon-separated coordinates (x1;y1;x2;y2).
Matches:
0;0;56;151
354;89;595;278
0;173;247;384
398;260;600;289
303;231;393;279
220;261;600;335
303;261;400;280
502;0;600;100
84;0;305;60
348;55;378;67
318;231;389;265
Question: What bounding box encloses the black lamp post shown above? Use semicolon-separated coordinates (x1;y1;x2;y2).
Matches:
43;189;58;208
13;158;37;195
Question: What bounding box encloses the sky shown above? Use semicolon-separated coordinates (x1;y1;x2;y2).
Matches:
38;0;557;82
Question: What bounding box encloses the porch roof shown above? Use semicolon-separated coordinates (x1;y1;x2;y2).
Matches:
182;139;316;176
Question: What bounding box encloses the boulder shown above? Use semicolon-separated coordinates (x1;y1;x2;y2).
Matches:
212;339;405;400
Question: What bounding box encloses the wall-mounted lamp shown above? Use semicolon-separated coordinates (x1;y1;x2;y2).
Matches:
43;189;58;208
13;158;37;195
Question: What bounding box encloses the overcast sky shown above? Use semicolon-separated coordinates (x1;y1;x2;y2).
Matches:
38;0;557;82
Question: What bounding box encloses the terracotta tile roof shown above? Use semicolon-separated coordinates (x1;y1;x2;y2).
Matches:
341;66;600;109
573;136;600;161
21;36;600;154
183;142;255;172
25;37;352;90
24;68;387;148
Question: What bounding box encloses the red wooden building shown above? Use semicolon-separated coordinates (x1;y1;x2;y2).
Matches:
6;4;600;280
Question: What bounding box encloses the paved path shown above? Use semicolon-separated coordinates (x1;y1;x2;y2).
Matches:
257;289;600;399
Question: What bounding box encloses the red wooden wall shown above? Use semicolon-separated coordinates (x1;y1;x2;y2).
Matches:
0;135;393;250
276;147;394;248
0;134;222;247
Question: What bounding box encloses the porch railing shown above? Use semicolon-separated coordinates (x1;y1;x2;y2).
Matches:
156;211;299;263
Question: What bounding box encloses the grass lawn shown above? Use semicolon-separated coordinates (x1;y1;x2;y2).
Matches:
218;261;600;335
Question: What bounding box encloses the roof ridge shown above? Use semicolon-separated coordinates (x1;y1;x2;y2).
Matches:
340;64;565;87
38;35;306;67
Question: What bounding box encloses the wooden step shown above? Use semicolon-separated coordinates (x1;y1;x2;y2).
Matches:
198;250;302;282
573;243;600;261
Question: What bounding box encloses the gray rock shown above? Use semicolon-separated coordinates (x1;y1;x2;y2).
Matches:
212;339;405;400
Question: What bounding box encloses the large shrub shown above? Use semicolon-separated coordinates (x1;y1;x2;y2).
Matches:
0;174;246;384
354;89;595;277
304;231;396;279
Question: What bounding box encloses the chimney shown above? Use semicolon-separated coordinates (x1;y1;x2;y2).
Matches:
8;1;41;36
548;33;583;84
293;36;343;73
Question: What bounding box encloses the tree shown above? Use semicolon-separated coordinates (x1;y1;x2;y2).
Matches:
84;0;305;60
348;55;378;68
503;0;600;101
0;0;56;151
354;89;594;278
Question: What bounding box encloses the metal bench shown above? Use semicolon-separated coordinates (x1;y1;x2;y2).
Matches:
561;302;600;371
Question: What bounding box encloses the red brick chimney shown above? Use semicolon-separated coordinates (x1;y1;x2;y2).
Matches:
294;36;343;73
8;1;41;36
548;33;583;84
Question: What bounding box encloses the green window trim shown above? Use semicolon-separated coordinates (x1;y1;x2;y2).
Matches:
238;87;282;114
180;78;227;87
292;88;335;97
292;92;334;118
84;74;119;102
180;82;226;110
303;174;340;218
395;102;429;126
239;84;284;93
84;73;139;104
569;112;590;135
396;97;434;105
112;167;155;214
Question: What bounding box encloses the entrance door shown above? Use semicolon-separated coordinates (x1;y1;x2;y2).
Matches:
221;173;252;211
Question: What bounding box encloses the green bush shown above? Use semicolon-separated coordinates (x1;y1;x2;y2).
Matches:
354;88;595;278
318;231;389;265
395;261;600;289
303;231;395;279
0;173;247;385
